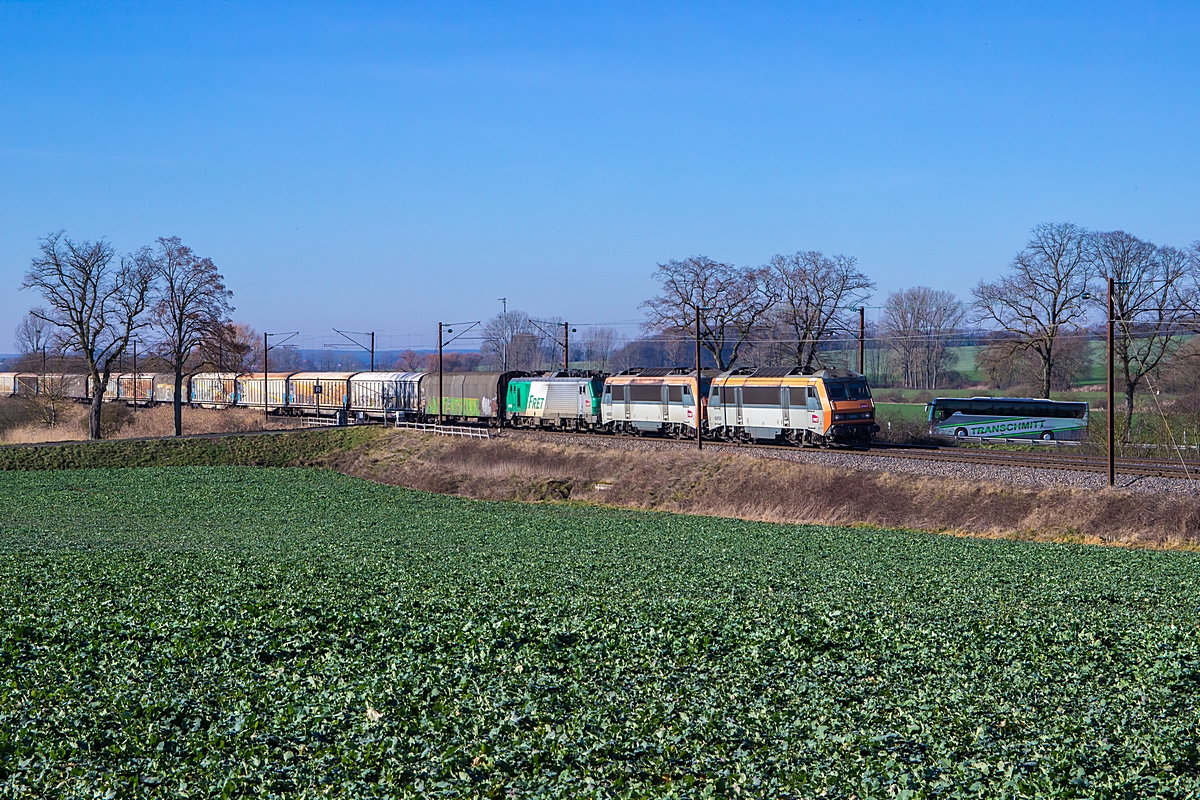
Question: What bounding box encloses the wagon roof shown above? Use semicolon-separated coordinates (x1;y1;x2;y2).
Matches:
288;372;359;380
235;373;297;380
349;371;425;381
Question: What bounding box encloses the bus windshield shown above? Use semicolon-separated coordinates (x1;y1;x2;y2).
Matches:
825;381;871;401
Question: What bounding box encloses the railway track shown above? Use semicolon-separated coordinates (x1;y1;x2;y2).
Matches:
853;444;1200;480
504;426;1200;482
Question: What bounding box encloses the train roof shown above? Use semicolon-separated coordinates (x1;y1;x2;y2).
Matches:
347;371;425;381
716;366;866;380
287;372;359;380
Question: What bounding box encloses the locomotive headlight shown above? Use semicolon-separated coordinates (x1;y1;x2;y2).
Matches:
833;413;844;421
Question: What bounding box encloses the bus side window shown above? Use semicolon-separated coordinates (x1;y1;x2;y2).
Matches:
806;387;821;411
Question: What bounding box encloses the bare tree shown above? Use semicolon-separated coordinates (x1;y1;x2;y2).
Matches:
973;222;1092;398
14;309;52;374
482;310;541;371
976;329;1094;391
200;321;261;373
766;251;874;371
880;287;964;389
577;326;622;371
641;256;774;370
391;349;427;371
1090;232;1198;438
145;237;234;436
22;232;154;439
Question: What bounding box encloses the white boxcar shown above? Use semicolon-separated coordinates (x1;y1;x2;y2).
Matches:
0;373;20;396
190;373;240;407
236;373;294;412
348;372;424;418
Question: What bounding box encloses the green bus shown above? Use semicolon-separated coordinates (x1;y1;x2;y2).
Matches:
927;397;1089;441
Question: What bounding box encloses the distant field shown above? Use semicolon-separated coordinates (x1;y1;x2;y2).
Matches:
3;466;1199;796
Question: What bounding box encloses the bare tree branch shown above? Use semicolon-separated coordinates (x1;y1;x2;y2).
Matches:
972;222;1092;398
641;256;775;370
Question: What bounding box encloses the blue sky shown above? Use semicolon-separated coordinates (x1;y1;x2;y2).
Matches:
2;2;1198;351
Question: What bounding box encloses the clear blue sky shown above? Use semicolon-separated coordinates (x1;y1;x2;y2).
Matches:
2;2;1198;352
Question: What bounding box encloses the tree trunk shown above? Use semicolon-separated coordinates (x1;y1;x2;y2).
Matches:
1041;357;1052;399
89;390;104;440
174;367;184;437
1123;384;1136;444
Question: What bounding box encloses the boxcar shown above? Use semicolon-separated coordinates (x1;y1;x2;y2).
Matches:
190;373;240;407
286;372;355;416
601;368;713;436
506;374;605;429
152;373;190;404
348;371;424;419
419;371;525;424
235;373;294;413
0;373;37;397
116;373;155;404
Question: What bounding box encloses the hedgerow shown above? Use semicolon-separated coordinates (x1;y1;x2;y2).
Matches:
0;426;380;471
1;466;1199;797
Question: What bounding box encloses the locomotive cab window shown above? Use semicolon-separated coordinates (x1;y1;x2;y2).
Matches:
806;387;822;411
667;386;683;403
825;381;871;401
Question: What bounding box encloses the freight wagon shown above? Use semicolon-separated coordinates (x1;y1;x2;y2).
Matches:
419;371;526;424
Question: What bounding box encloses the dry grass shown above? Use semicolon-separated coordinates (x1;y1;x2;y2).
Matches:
0;403;295;444
320;430;1200;550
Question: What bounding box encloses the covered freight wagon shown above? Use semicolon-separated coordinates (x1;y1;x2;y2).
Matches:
287;372;354;416
190;373;240;407
348;372;423;419
419;371;525;423
236;373;294;413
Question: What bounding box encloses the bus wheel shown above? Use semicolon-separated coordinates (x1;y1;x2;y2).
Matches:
954;428;968;438
1041;431;1054;440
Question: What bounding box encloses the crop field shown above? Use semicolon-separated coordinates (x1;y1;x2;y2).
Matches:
2;468;1200;797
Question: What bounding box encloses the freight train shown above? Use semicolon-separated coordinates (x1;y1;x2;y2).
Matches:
0;365;879;445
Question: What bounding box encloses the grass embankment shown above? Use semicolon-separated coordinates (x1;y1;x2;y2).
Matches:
4;427;1199;547
2;466;1199;796
324;431;1200;549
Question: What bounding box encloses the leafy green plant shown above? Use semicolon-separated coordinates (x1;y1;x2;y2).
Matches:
1;466;1199;797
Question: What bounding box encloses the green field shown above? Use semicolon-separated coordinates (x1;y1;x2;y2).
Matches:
3;467;1200;797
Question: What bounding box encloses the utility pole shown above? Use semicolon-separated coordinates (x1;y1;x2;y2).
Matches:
858;306;865;375
438;322;444;424
696;305;704;451
499;298;508;372
563;322;570;372
1107;277;1115;487
263;331;269;425
370;332;375;371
